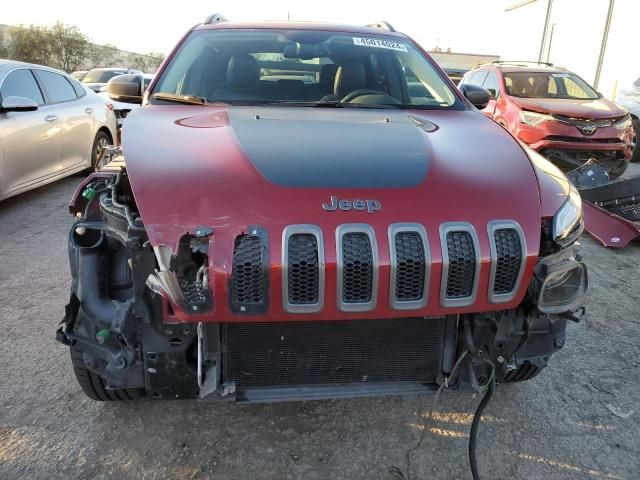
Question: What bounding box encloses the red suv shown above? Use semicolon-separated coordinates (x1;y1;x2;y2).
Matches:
461;62;633;179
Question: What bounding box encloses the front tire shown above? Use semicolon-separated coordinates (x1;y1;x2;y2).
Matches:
70;347;145;401
91;131;111;171
631;117;640;163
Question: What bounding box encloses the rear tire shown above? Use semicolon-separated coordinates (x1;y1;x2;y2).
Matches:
631;117;640;163
91;130;111;171
70;346;145;401
502;361;542;383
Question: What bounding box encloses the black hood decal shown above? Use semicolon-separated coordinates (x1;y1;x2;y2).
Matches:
228;107;430;188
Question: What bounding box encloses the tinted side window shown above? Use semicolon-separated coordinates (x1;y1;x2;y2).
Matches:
0;69;45;105
482;71;500;97
36;70;78;103
471;70;489;87
70;79;87;98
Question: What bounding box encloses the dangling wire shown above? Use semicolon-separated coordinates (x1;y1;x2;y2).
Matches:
388;350;469;480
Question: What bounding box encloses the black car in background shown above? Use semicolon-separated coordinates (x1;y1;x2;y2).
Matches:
82;67;142;92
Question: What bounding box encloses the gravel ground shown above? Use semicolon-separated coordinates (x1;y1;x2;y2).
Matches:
1;174;639;480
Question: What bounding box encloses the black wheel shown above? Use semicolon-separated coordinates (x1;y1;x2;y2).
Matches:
502;361;542;383
91;130;111;171
631;117;640;163
70;346;145;401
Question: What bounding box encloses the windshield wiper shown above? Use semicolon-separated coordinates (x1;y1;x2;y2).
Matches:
153;92;208;105
259;101;399;109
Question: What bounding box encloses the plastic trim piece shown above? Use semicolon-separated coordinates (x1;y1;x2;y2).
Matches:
281;225;325;314
336;224;379;312
388;223;430;310
439;222;481;308
487;220;527;304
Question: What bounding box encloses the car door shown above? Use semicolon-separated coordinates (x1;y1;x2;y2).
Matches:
0;68;62;195
481;71;500;118
34;69;93;170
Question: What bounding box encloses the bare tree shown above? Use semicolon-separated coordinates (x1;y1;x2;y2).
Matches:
147;52;165;72
49;22;89;72
131;55;148;72
9;25;52;66
0;30;9;58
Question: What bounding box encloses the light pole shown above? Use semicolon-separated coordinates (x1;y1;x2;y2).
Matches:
593;0;615;90
505;0;553;64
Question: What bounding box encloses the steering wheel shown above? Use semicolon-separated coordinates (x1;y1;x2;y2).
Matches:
340;88;390;103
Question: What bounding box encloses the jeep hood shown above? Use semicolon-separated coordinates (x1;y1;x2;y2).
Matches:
121;105;549;319
512;96;625;119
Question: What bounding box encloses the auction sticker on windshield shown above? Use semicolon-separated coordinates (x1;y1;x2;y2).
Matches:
353;37;408;52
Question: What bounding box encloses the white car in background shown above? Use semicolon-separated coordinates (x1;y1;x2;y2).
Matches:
0;60;117;201
99;74;154;127
616;77;640;162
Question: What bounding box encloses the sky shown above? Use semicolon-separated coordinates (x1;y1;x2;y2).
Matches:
3;0;638;98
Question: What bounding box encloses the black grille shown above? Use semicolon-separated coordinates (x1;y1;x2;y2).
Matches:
394;232;426;301
445;231;476;299
493;229;522;295
231;235;266;307
222;318;446;388
342;233;373;303
287;234;319;304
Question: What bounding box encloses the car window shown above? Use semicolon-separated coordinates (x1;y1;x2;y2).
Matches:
154;29;462;109
468;70;488;87
83;70;126;83
70;79;87;98
482;71;500;98
503;71;598;99
633;77;640;89
0;69;45;105
36;70;78;103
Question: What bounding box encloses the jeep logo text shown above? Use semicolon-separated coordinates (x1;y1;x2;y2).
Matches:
322;195;381;213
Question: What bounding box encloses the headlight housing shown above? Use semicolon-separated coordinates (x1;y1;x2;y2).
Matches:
519;110;554;127
613;114;632;130
531;251;588;314
552;185;583;247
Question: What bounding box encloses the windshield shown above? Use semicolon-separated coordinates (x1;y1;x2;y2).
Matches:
504;71;598;100
153;29;460;109
83;70;126;83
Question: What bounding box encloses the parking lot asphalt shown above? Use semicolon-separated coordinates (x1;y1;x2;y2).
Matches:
1;174;639;480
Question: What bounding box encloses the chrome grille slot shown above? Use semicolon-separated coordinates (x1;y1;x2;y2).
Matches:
488;221;526;303
337;225;378;312
389;223;429;310
231;231;268;313
282;225;324;313
440;223;480;307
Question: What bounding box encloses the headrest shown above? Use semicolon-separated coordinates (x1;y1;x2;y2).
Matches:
334;63;367;98
319;64;338;88
226;55;260;90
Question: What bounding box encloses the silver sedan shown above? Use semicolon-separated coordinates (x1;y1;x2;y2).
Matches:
0;60;117;201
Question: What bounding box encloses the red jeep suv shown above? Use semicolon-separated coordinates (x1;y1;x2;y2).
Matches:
58;19;587;404
461;62;633;179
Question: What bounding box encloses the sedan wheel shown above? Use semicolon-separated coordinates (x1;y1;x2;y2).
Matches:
92;131;111;171
631;118;640;163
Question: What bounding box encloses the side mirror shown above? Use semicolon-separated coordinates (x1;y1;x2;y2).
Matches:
106;74;144;104
0;96;38;113
459;84;490;109
486;88;497;98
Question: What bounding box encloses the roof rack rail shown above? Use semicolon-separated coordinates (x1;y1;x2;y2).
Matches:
490;60;555;67
366;20;396;32
204;13;229;24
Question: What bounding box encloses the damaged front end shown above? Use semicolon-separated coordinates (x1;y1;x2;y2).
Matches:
57;164;588;403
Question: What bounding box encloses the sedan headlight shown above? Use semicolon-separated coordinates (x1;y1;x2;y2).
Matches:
613;114;632;130
553;185;583;246
519;110;554;127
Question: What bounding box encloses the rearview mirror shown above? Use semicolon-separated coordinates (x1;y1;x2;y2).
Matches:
0;96;38;113
106;74;144;104
459;84;490;110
